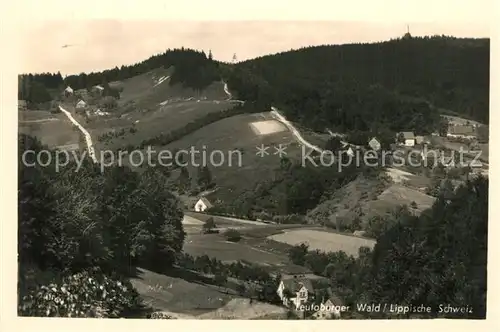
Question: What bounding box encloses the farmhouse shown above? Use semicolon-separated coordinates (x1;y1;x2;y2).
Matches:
447;125;476;140
194;197;213;212
276;275;314;310
312;289;344;320
368;137;381;151
398;131;415;147
64;86;74;96
92;85;105;95
76;100;87;109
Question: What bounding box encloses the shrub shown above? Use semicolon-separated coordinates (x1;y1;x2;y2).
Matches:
202;217;217;234
18;268;143;318
223;229;242;242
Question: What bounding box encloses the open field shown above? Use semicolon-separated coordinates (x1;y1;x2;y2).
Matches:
130;267;234;317
430;135;489;163
184;233;288;266
18;111;81;149
268;229;376;257
18;110;58;123
376;184;436;211
86;99;236;152
131;267;287;319
249;120;287;136
110;67;228;107
164;112;303;199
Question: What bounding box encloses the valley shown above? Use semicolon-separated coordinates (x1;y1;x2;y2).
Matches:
17;36;489;319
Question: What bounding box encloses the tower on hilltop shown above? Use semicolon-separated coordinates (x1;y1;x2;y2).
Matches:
403;24;412;39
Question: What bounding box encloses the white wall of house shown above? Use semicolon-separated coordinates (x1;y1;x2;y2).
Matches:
291;286;309;310
194;200;208;212
404;139;415;147
76;101;86;109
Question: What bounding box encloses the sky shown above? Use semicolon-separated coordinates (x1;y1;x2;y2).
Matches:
15;1;492;75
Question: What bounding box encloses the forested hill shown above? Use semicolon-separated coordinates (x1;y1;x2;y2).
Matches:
227;36;490;126
20;36;489;130
18;48;221;107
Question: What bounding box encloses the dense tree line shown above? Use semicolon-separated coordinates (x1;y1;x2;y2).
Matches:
18;74;61;106
287;176;488;318
226;36;489;127
18;134;185;316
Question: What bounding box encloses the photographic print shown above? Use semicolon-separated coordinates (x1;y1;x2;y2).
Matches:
15;6;490;322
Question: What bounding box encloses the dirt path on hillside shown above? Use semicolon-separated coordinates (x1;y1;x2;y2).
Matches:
59;106;97;163
270;107;324;153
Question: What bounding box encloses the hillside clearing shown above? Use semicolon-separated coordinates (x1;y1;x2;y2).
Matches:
268;229;376;257
164;112;303;199
377;184;436;211
183;233;287;265
249;120;287;136
18;112;81;148
130;267;234;316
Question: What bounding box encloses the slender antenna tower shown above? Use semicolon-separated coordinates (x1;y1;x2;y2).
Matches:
403;24;412;39
232;53;237;64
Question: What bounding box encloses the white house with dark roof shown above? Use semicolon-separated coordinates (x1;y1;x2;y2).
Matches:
76;100;87;109
312;288;344;320
277;275;315;310
194;197;213;212
92;85;105;95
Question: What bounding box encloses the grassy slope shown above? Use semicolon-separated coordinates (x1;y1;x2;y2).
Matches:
78;67;232;152
164;112;304;200
18;110;82;148
307;172;435;229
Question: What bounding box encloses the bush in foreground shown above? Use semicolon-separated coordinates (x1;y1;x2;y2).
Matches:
18;267;144;318
223;229;242;242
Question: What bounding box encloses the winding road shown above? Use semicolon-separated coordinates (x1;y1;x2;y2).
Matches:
58;105;97;163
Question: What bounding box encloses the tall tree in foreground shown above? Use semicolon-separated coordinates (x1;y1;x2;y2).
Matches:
18;134;185;317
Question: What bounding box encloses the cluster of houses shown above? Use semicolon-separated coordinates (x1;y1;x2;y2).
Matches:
276;274;345;319
396;131;428;147
64;85;109;116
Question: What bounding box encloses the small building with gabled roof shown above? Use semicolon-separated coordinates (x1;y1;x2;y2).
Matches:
194;197;213;212
368;137;381;151
76;100;87;109
398;131;415;147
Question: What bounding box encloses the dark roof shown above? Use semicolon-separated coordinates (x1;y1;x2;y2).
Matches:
281;276;314;293
449;125;476;135
198;197;213;208
401;132;415;139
